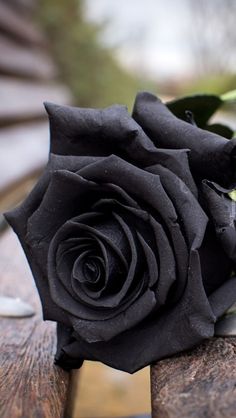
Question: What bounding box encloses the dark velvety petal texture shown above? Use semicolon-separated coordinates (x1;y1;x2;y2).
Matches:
202;181;236;262
4;172;66;323
45;102;157;166
5;91;236;374
133;92;236;186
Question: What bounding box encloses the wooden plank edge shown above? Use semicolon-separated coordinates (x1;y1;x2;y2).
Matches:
150;337;236;418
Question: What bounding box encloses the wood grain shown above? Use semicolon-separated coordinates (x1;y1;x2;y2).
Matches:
151;338;236;418
0;229;70;418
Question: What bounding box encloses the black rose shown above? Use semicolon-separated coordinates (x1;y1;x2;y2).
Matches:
5;92;236;373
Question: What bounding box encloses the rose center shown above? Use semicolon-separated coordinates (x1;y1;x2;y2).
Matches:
83;258;100;283
72;252;104;286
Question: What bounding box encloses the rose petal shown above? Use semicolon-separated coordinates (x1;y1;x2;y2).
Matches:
133;92;236;186
146;164;207;246
72;253;104;285
149;216;176;304
48;221;131;310
198;224;232;295
4;176;66;324
136;232;158;287
57;237;101;299
25;170;100;245
50;153;104;172
202;180;236;262
92;198;177;304
55;323;84;370
45;102;157;165
143;148;198;197
63;289;156;343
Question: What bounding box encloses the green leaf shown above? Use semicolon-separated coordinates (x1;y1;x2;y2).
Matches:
223;302;236;316
221;89;236;102
205;123;234;139
166;94;223;127
228;190;236;201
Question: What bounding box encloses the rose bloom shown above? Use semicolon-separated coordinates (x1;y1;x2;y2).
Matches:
5;92;236;373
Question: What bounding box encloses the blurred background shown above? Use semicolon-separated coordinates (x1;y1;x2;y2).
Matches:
0;0;236;416
41;0;236;106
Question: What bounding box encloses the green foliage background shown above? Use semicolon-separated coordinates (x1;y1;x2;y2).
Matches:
40;0;155;109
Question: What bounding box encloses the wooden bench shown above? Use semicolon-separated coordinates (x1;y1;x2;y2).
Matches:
0;229;70;418
1;1;236;417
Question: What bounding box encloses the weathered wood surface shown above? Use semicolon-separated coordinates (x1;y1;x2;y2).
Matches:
0;35;56;80
0;228;70;418
151;338;236;418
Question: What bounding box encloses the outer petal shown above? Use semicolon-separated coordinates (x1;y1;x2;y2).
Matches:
4;172;67;323
146;164;207;246
147;164;232;295
55;324;84;370
45;102;156;166
133;92;236;186
202;180;236;263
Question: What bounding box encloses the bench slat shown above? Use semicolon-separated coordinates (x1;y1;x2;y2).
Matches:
0;2;43;45
151;338;236;418
0;229;70;418
0;78;70;126
0;36;56;80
